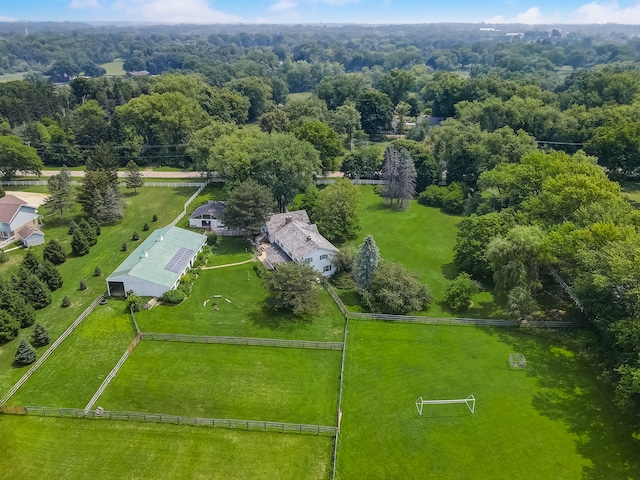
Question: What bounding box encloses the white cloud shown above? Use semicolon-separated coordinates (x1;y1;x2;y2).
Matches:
270;0;298;12
573;1;640;23
484;7;560;24
320;0;360;5
0;15;16;21
69;0;100;9
105;0;243;23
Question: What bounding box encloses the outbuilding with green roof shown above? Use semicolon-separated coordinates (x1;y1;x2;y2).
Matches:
106;226;206;297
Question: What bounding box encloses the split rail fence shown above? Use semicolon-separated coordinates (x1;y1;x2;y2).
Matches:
139;332;344;350
20;406;337;436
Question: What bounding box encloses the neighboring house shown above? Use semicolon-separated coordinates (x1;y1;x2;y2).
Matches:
106;225;206;297
127;70;150;77
262;210;338;276
0;194;44;246
189;201;226;229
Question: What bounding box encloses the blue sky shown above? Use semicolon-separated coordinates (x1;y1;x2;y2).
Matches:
3;1;640;25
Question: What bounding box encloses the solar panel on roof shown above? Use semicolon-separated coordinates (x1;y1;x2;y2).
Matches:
164;247;195;274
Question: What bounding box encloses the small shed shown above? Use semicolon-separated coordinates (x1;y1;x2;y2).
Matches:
189;201;226;229
17;225;45;247
106;226;206;297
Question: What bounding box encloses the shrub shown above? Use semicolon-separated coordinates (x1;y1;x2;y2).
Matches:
61;296;71;308
206;234;217;246
121;242;128;252
125;291;145;312
418;182;466;214
162;289;185;304
152;214;158;222
363;261;431;315
0;310;19;343
132;232;140;241
333;246;356;274
71;229;90;256
32;323;49;347
79;280;87;291
443;273;479;312
143;222;149;231
0;249;6;264
96;226;101;236
177;282;192;296
67;219;78;235
94;266;102;277
253;262;267;278
15;339;36;365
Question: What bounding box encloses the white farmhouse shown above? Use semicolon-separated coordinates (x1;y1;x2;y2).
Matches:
263;210;338;276
188;201;226;229
106;225;206;297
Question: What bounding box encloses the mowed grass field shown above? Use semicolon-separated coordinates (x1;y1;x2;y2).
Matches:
337;322;640;480
96;341;341;425
348;186;499;318
0;415;333;480
0;185;195;396
7;300;136;408
135;265;345;341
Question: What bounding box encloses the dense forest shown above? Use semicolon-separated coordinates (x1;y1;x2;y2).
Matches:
1;22;640;418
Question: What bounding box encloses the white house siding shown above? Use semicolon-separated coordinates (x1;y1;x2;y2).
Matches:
304;248;336;277
189;217;225;229
108;276;169;298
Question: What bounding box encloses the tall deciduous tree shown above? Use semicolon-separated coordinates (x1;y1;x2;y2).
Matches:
226;76;273;122
356;89;394;134
378;69;417;105
221;180;276;234
312;178;361;243
263;261;320;316
44;166;74;217
293;121;343;173
124;160;144;193
353;235;380;291
0;135;43;180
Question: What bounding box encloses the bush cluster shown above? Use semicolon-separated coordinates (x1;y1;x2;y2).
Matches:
162;289;186;304
418;182;467;214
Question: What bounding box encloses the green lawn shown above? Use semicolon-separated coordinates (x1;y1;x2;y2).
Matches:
337;322;640;479
348;186;499;318
0;186;196;397
135;265;345;341
100;58;125;76
207;237;253;266
7;300;136;408
620;180;640;209
0;71;35;82
97;341;341;425
286;91;313;102
0;415;332;480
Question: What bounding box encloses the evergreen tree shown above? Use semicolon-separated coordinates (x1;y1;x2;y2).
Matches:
17;272;52;310
0;249;7;264
43;239;67;265
396;149;417;207
143;222;149;231
354;235;381;290
89;188;107;224
124;160;144;193
94;266;102;277
382;146;401;204
44;165;74;217
79;280;87;290
71;229;90;256
0;310;19;343
32;322;50;347
41;260;63;291
61;296;71;308
102;186;123;224
78;218;97;246
8;294;36;328
15;339;36;365
152;214;158;222
21;250;41;275
68;219;78;235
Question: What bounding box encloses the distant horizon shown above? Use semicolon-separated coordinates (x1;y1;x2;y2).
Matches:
5;1;640;26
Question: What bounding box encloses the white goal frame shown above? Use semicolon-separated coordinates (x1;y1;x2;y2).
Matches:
509;353;527;369
415;394;476;415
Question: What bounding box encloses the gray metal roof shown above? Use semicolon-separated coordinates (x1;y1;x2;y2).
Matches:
189;201;226;220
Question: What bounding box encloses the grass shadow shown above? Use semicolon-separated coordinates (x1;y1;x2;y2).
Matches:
248;304;312;333
490;328;640;480
440;262;458;280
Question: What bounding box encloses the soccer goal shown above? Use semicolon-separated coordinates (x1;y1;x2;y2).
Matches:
415;394;476;415
509;353;527;369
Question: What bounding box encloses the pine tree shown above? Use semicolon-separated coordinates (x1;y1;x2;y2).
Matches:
21;250;41;275
396;148;417;207
79;280;87;290
68;219;78;235
43;239;67;265
382;146;401;204
102;186;123;224
8;294;36;328
0;310;19;343
15;339;36;365
152;214;158;222
89;188;107;224
71;229;90;256
353;235;381;291
41;260;63;291
44;165;74;217
143;222;149;231
124;160;144;193
61;296;71;308
32;323;50;347
132;232;139;241
94;266;102;277
78;218;97;246
121;242;128;251
17;272;52;310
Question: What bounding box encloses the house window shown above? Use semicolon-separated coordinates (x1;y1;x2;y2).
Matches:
305;257;312;263
323;265;332;273
320;254;328;260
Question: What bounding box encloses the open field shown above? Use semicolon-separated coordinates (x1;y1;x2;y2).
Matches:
0;185;196;396
135;265;345;341
286;91;313;102
346;186;499;318
620;180;640;209
96;341;341;425
100;58;125;76
337;322;640;479
0;415;332;480
0;71;34;82
7;301;135;408
207;237;253;265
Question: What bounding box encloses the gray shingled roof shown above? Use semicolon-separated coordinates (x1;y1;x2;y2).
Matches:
266;210;310;236
189;201;226;219
274;220;338;261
